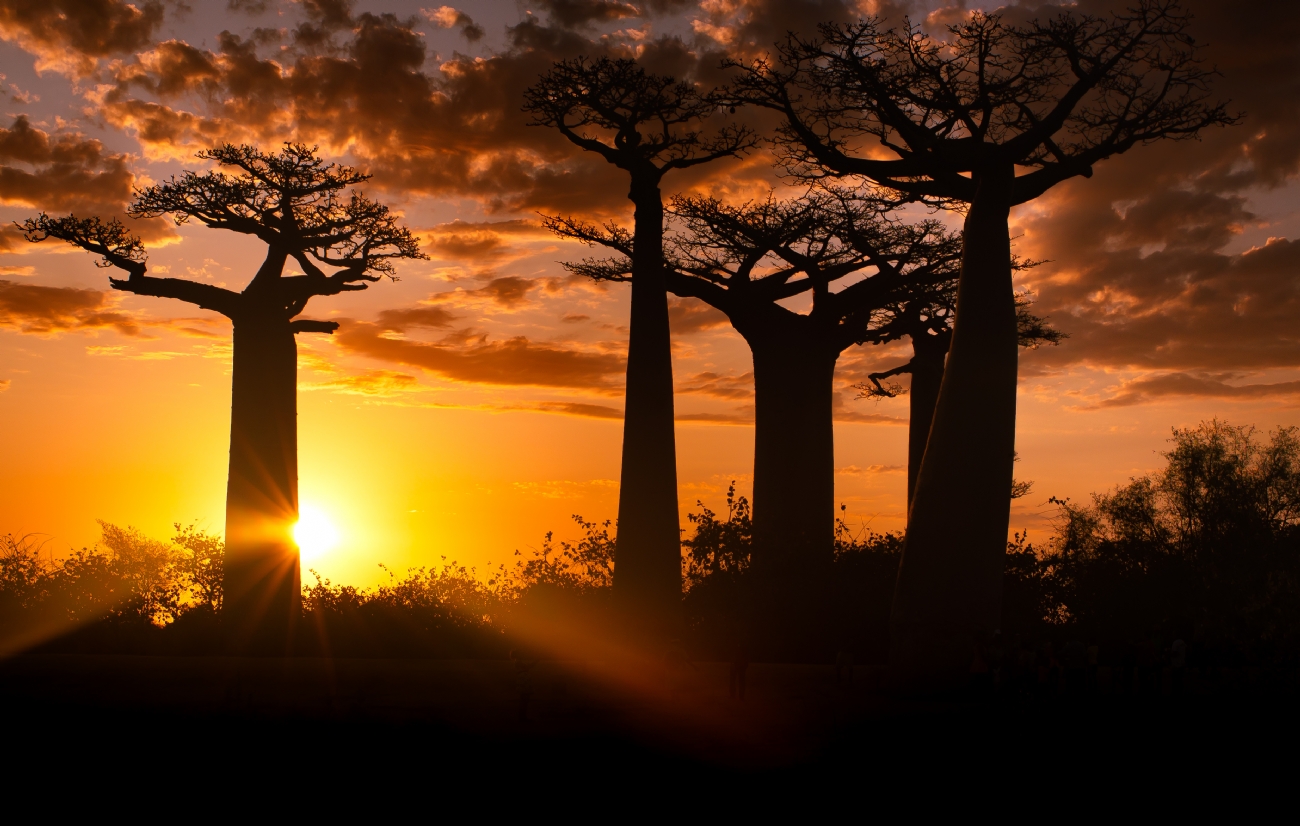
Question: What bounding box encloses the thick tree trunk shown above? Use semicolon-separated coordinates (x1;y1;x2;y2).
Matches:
612;179;682;636
905;334;949;510
890;164;1019;690
746;326;838;657
223;315;301;653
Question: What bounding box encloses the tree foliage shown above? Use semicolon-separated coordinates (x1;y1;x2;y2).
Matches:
20;143;426;326
730;0;1237;203
1034;422;1300;645
524;56;754;179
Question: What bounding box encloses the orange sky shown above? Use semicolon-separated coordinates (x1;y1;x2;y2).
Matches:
3;0;1300;587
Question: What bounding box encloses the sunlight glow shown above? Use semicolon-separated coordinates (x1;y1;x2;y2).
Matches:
294;504;340;561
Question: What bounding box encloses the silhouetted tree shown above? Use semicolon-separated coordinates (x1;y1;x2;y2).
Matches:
524;58;754;634
859;292;1064;508
1046;421;1300;647
22;144;423;651
732;1;1235;684
549;191;959;653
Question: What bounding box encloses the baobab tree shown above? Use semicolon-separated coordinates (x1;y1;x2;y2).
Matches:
524;58;753;634
547;191;959;652
860;290;1064;509
22;144;423;650
732;1;1235;683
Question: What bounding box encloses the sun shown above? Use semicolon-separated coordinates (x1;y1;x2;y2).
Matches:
294;504;340;561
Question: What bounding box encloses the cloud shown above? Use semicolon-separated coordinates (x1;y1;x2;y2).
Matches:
335;319;626;390
677;371;753;399
667;296;730;335
836;464;905;475
0;116;171;249
1093;372;1300;409
0;0;164;76
535;0;641;29
427;276;537;309
831;390;904;424
687;0;863;58
88;6;758;217
228;0;270;14
375;305;460;330
1015;0;1300;376
676;410;754;424
0;379;10;392
1023;233;1300;373
0;279;141;336
532;401;622;419
92;13;629;211
302;369;428;397
0;279;231;340
422;5;484;42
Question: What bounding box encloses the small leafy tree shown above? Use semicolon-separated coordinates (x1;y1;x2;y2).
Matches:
1046;421;1300;646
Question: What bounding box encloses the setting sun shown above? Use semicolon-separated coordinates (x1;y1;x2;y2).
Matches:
294;505;340;561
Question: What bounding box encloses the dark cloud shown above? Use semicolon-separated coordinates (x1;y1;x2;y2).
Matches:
688;0;862;57
375;305;460;330
1025;236;1300;373
1015;0;1300;384
0;116;171;249
94;13;624;211
0;0;164;76
422;5;484;42
424;220;544;262
427;277;537;309
335;320;626;390
1095;372;1300;409
0;280;140;336
91;7;755;216
227;0;270;14
535;0;641;29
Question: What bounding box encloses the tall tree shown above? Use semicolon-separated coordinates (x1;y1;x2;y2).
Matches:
22;144;423;651
547;192;959;653
524;58;753;634
860;291;1064;509
733;1;1235;684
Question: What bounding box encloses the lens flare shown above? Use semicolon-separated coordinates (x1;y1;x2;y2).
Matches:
294;504;340;561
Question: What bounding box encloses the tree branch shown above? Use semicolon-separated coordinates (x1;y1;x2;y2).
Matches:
290;319;340;334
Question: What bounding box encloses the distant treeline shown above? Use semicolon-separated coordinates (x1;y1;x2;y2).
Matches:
4;420;1299;663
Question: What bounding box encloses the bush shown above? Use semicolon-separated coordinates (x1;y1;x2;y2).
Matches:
8;420;1298;663
1022;421;1300;655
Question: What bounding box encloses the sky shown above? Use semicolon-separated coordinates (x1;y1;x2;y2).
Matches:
2;0;1299;587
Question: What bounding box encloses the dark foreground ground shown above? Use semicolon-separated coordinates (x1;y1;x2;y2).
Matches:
3;655;1297;795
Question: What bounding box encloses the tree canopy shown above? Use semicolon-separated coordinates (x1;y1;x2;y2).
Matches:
20;143;425;328
731;0;1237;203
524;56;755;181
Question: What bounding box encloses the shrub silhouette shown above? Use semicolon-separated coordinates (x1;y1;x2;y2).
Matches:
8;421;1300;664
1024;421;1300;652
0;523;225;655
